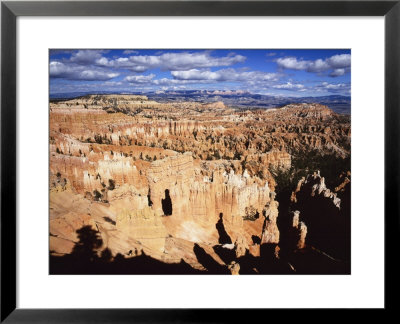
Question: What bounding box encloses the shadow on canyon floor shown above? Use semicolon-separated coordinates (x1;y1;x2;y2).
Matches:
216;213;232;245
275;181;350;273
50;226;204;275
50;220;349;275
193;244;230;274
197;215;349;275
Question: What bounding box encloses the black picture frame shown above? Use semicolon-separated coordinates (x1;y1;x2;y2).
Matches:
1;0;398;321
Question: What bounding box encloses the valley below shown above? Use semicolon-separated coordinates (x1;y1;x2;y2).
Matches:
49;94;351;274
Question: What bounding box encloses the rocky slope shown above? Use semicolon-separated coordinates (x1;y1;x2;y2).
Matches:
49;95;351;274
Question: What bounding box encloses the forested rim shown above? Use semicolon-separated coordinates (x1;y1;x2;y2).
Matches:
270;150;351;195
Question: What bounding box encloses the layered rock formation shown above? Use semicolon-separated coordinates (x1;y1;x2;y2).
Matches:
49;95;351;274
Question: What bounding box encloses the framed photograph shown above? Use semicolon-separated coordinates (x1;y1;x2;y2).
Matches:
1;0;398;321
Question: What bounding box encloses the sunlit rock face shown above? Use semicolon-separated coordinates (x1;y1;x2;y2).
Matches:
49;95;351;274
261;195;280;245
291;211;307;249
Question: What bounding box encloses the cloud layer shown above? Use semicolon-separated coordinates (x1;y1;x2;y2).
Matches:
276;54;351;77
50;61;119;81
171;68;278;82
94;51;246;73
49;49;351;96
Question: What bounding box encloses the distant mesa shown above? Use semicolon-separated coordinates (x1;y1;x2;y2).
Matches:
50;90;351;115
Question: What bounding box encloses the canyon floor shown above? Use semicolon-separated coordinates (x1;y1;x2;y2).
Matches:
49;94;351;274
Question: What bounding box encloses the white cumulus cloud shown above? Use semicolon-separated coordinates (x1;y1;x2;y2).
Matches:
49;61;119;81
276;53;351;76
272;82;304;89
171;68;278;82
124;74;156;84
98;51;247;72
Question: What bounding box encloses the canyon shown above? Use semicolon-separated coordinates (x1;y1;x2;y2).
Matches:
49;94;351;274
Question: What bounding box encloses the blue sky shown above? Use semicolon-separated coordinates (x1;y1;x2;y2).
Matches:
49;49;351;97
